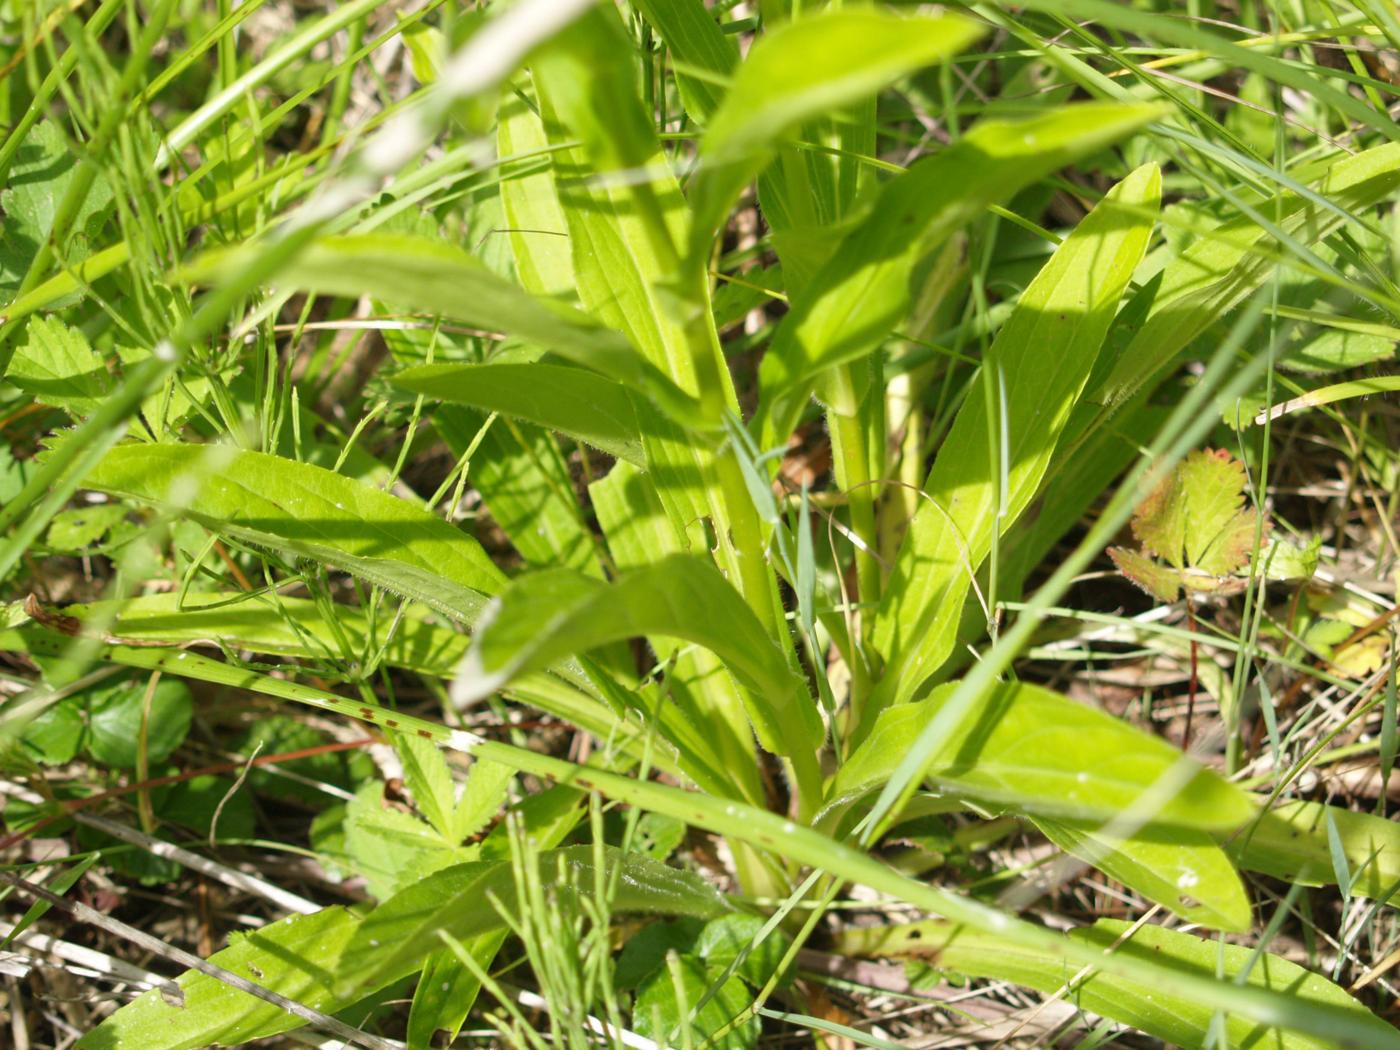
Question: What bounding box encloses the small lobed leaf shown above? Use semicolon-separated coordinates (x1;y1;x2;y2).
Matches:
1114;449;1265;600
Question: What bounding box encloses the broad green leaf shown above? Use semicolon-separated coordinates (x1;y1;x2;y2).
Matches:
1232;800;1400;902
686;9;983;260
695;912;794;990
83;444;504;623
839;918;1396;1050
459;742;1399;1049
1094;142;1400;410
7;317;111;416
756;106;1164;455
392;361;643;465
86;675;193;769
634;954;759;1050
871;163;1162;707
1033;817;1252;932
76;907;412;1050
196;233;703;426
826;680;1253;831
342;845;731;996
454;554;822;779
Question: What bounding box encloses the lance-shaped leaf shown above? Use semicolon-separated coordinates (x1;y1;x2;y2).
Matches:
838;918;1397;1050
871;163;1161;707
825;680;1254;831
453;554;823;772
686;9;984;262
392;361;644;465
76;907;409;1050
83;444;504;623
1033;817;1252;932
1231;799;1400;901
194;233;704;427
755;105;1164;454
341;846;731;997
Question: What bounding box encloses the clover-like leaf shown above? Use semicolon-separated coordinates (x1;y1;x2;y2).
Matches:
1111;449;1265;601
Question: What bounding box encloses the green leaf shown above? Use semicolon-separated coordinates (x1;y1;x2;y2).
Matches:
841;917;1397;1050
60;592;470;677
687;9;983;259
1232;800;1400;902
394;731;459;843
631;0;734;122
86;675;193;769
343;782;473;900
695;912;793;990
197;233;703;427
449;757;513;846
454;554;822;774
634;954;759;1050
497;78;575;298
1094;142;1400;410
7;317;111;416
341;845;731;997
529;6;732;543
76;907;411;1050
46;503;127;551
827;680;1254;831
756;107;1163;450
1033;817;1252;932
870;162;1162;707
392;361;643;465
83;444;505;623
1134;449;1258;572
0;121;113;299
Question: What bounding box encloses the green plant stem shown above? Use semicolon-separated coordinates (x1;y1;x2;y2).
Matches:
0;0;125;179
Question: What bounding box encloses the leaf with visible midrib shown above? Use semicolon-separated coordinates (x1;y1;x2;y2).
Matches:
84;444;504;623
870;162;1162;709
392;361;644;465
825;680;1254;831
